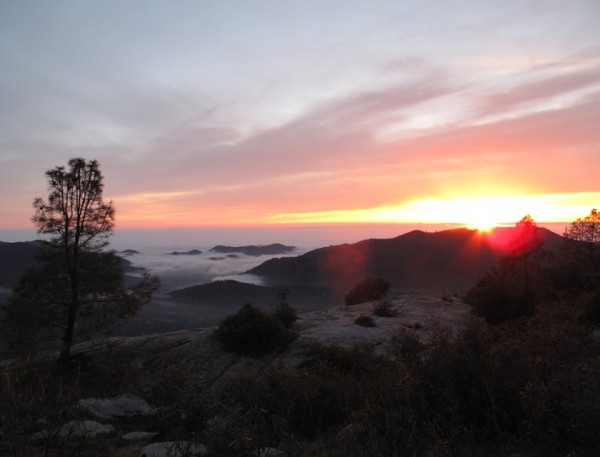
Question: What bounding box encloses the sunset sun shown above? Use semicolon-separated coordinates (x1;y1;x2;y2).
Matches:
466;216;497;232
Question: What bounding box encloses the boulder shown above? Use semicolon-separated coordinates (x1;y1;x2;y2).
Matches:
140;441;207;457
123;431;158;441
78;393;157;420
257;448;284;456
30;420;115;440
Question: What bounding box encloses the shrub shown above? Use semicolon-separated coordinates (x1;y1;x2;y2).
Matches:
272;288;297;328
0;357;86;456
138;351;210;438
344;277;390;306
441;292;452;302
209;299;600;456
372;300;398;317
214;303;295;356
273;302;297;328
354;315;375;327
464;260;537;325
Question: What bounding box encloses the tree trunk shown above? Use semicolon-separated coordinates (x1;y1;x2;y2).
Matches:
58;303;77;365
59;253;79;365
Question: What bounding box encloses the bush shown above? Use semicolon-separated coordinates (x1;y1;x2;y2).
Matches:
344;277;390;306
372;300;398;317
214;303;295;357
465;259;537;325
273;302;297;328
354;315;375;327
0;357;97;456
272;288;297;328
174;303;600;455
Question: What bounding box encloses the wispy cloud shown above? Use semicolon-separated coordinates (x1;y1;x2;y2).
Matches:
476;67;600;119
1;1;599;229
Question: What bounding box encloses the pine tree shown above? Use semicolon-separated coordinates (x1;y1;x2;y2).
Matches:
3;158;158;363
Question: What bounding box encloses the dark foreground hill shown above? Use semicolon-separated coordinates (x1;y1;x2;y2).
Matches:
0;240;45;289
0;240;141;291
247;227;564;295
169;279;333;314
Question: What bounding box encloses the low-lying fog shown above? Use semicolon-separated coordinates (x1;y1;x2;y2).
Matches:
111;232;316;336
4;223;569;338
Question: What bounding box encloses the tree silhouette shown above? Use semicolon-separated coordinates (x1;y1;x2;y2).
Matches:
513;214;540;290
564;208;600;266
465;215;543;324
3;158;158;363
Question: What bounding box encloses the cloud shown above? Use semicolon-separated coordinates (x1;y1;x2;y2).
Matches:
477;67;600;117
2;1;599;229
115;72;454;190
109;84;598;227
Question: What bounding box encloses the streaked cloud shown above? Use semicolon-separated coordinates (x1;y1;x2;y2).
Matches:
0;1;598;229
266;193;600;226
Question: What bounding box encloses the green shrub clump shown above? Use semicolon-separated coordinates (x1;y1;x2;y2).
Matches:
214;303;295;356
344;277;390;306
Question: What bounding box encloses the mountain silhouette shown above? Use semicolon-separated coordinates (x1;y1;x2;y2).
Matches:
209;243;296;256
247;227;564;294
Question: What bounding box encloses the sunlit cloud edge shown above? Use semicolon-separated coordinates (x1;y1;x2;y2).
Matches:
265;192;600;227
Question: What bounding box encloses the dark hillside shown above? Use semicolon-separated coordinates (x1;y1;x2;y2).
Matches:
0;240;141;290
170;279;331;314
0;240;45;289
248;227;564;294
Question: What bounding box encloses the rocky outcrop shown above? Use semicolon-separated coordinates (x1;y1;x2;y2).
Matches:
30;420;116;440
78;393;157;420
123;431;158;441
139;441;208;457
71;295;470;385
15;294;470;456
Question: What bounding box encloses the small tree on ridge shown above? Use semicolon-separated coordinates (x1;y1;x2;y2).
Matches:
564;208;600;266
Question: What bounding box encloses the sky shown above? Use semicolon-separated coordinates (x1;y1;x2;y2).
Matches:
1;0;599;231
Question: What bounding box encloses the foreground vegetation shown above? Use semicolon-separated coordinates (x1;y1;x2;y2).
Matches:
1;291;598;456
1;210;599;456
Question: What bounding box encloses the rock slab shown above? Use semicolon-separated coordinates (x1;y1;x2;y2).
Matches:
140;441;207;457
30;420;115;440
122;431;158;441
78;393;157;420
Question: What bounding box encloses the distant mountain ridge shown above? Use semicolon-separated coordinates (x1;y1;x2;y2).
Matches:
247;227;565;294
169;249;202;256
209;243;296;256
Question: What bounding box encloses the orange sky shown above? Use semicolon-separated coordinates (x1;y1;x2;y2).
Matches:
0;1;599;231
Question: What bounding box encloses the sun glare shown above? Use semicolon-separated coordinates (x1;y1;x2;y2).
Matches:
468;217;496;232
266;195;559;227
385;197;532;229
115;190;599;229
